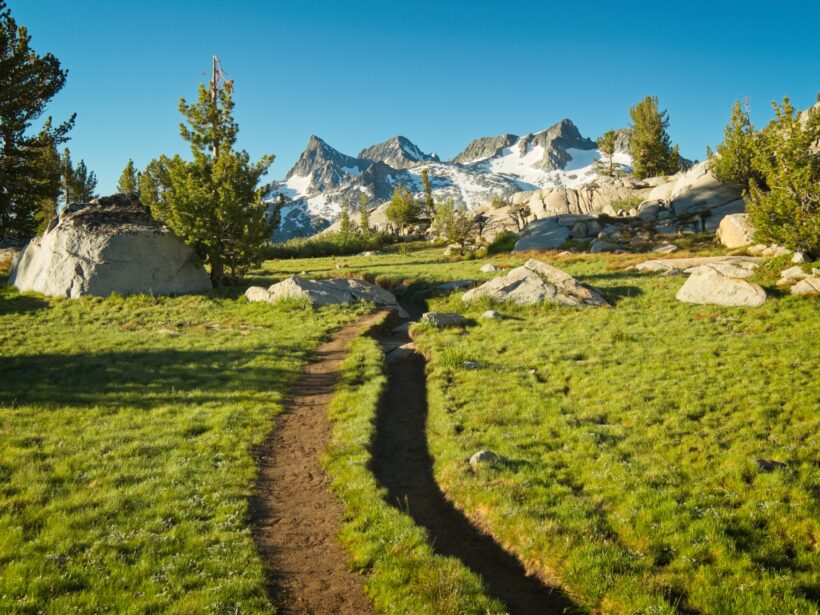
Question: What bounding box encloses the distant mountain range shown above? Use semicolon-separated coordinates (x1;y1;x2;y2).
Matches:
269;119;632;240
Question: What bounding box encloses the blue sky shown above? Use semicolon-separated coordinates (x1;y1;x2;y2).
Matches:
8;0;820;194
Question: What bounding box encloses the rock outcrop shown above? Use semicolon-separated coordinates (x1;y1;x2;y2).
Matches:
462;259;609;307
9;194;211;298
676;265;766;307
245;276;406;315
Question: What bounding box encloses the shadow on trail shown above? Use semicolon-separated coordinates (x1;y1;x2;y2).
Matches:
371;301;578;615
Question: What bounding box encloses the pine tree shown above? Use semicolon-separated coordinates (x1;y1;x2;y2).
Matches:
746;98;819;256
596;130;617;176
358;191;370;235
339;199;354;240
0;1;74;238
432;200;474;254
60;148;97;204
420;168;434;213
628;96;680;179
117;159;139;193
385;183;420;234
707;99;765;191
139;58;274;286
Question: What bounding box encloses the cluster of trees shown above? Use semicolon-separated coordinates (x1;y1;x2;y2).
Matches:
338;191;372;240
595;96;682;180
708;97;819;255
0;1;97;239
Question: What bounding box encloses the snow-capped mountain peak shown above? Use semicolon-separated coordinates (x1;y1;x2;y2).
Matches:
269;120;632;241
358;136;439;170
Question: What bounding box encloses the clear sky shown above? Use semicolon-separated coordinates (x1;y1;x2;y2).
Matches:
8;0;820;194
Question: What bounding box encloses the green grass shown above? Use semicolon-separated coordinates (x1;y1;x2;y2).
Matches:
324;325;504;614
0;275;368;613
408;258;820;613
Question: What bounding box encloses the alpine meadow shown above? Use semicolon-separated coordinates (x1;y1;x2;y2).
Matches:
1;1;818;614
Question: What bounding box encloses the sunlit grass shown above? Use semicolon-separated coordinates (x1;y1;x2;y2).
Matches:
0;276;366;613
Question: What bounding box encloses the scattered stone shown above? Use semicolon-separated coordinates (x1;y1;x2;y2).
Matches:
791;252;806;264
557;250;573;256
776;266;809;286
638;203;661;221
790;277;820;296
762;245;791;258
635;256;760;274
469;450;499;468
463;361;479;370
265;276;406;315
245;286;272;303
480;263;503;273
156;328;180;336
335;263;349;269
463;259;609;307
357;250;381;256
676;265;766;307
746;244;767;256
420;312;468;328
589;239;620;253
513;219;571;252
716;213;755;248
651;244;678;254
9;193;212;298
481;310;502;320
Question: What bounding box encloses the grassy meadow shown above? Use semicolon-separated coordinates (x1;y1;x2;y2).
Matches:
0;272;367;613
1;237;817;614
269;242;819;613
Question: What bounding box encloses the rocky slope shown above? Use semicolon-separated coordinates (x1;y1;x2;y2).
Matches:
269;119;633;240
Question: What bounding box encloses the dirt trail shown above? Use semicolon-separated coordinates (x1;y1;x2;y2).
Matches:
373;305;577;615
250;312;383;615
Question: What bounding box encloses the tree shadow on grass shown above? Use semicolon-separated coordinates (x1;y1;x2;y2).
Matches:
599;285;644;306
0;293;49;316
0;348;304;410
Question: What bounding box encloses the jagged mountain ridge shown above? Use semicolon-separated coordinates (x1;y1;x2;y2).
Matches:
270;119;632;240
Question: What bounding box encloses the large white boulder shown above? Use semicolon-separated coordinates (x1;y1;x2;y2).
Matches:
635;256;760;274
716;213;756;248
676;265;766;307
9;194;211;298
462;259;609;307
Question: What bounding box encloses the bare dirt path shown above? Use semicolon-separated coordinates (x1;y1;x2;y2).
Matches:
250;312;383;615
373;304;578;615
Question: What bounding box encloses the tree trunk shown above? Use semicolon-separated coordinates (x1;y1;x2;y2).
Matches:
210;252;225;287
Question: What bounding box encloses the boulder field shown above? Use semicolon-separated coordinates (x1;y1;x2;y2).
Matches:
9;194;211;298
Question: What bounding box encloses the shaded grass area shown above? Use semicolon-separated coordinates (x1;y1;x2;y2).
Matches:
0;275;367;613
409;266;819;613
324;328;505;614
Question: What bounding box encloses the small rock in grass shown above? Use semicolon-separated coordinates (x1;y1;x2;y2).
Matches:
336;263;349;269
652;244;678;254
245;286;271;303
469;450;499;468
791;252;806;264
156;328;179;336
420;312;468;328
463;361;479;370
790;277;820;296
481;310;502;320
480;263;503;273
